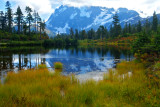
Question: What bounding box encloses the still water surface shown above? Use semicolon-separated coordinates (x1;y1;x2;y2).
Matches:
0;46;133;81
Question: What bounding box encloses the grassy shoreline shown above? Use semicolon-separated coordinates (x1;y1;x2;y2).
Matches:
78;36;136;46
0;61;159;106
0;41;44;46
0;35;135;47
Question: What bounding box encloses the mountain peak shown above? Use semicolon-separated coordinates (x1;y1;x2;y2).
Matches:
46;5;141;34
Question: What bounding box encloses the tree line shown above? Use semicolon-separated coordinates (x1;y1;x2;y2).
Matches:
55;11;159;40
0;1;48;41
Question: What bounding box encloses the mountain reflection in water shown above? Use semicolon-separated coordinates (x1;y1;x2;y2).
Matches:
0;46;133;81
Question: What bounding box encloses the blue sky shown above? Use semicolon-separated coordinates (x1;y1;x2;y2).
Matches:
0;0;160;21
0;0;5;11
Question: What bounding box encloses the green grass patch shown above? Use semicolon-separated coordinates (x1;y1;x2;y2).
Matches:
7;41;43;46
54;62;63;69
38;64;47;69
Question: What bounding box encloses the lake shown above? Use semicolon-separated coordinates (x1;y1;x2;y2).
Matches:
0;45;133;81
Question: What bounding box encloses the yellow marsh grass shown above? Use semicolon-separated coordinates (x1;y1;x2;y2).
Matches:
37;64;47;69
54;62;63;69
0;61;160;106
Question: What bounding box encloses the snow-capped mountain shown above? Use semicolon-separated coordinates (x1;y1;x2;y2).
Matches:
46;5;141;34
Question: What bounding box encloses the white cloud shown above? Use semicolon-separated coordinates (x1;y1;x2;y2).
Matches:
3;0;56;20
63;0;160;17
2;0;160;20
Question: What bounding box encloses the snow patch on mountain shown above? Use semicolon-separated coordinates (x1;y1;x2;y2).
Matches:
84;13;113;29
94;10;113;25
70;13;78;19
85;24;92;29
59;6;67;13
80;7;92;18
54;23;70;34
121;15;139;23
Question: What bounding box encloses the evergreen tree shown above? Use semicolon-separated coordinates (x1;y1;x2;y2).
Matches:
152;11;158;32
91;28;96;39
25;6;33;35
20;17;25;33
88;28;96;39
40;20;46;40
96;27;101;39
70;28;74;39
109;25;114;38
33;11;39;33
81;30;87;39
40;20;45;32
0;11;6;30
104;27;108;39
128;23;131;34
97;26;104;40
0;11;3;29
75;29;79;39
112;13;121;37
131;24;136;34
137;20;142;32
101;26;105;40
124;22;128;33
22;21;27;35
145;18;150;34
5;1;13;32
97;26;108;40
14;6;23;34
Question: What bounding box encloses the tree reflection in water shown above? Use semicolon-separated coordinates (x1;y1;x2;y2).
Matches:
0;45;133;80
